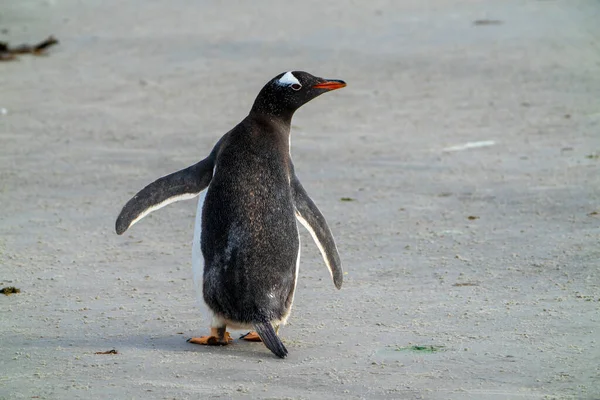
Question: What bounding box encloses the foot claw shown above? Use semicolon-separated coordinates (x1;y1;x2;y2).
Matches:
188;331;233;346
240;331;262;342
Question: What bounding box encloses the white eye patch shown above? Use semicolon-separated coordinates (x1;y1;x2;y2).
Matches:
277;71;301;87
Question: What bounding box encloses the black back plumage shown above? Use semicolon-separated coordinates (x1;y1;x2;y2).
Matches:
201;116;298;323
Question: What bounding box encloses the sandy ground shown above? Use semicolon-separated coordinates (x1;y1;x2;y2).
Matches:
1;0;599;399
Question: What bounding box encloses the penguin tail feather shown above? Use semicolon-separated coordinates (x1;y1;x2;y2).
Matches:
254;322;288;359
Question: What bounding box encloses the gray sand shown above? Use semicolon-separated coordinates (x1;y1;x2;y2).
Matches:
1;1;599;399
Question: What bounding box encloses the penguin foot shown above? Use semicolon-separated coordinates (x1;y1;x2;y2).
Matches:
187;328;232;346
240;331;262;342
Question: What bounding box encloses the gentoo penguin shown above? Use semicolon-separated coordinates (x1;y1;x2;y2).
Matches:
115;71;345;358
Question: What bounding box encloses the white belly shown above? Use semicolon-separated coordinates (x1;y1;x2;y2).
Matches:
191;189;211;324
280;226;301;325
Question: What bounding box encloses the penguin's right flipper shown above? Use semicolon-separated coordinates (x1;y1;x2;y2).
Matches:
115;157;214;235
291;175;343;289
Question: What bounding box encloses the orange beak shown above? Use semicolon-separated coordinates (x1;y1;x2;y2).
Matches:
312;79;347;91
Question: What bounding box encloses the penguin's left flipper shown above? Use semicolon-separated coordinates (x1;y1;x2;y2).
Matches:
291;175;343;289
115;157;214;235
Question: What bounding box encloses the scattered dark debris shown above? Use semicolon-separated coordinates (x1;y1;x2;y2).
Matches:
0;36;58;61
575;293;599;302
588;211;598;216
438;192;453;197
1;286;20;295
564;114;571;119
473;19;503;26
467;215;479;220
94;349;118;355
585;153;599;159
340;197;355;202
452;282;479;287
521;102;531;107
176;332;184;335
561;147;574;152
395;345;445;353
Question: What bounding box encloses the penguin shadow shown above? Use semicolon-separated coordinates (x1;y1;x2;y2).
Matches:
16;333;277;360
184;336;278;360
111;332;278;360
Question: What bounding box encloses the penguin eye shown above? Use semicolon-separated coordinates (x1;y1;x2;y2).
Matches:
290;83;302;91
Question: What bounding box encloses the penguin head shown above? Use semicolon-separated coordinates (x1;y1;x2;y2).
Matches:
250;71;346;119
